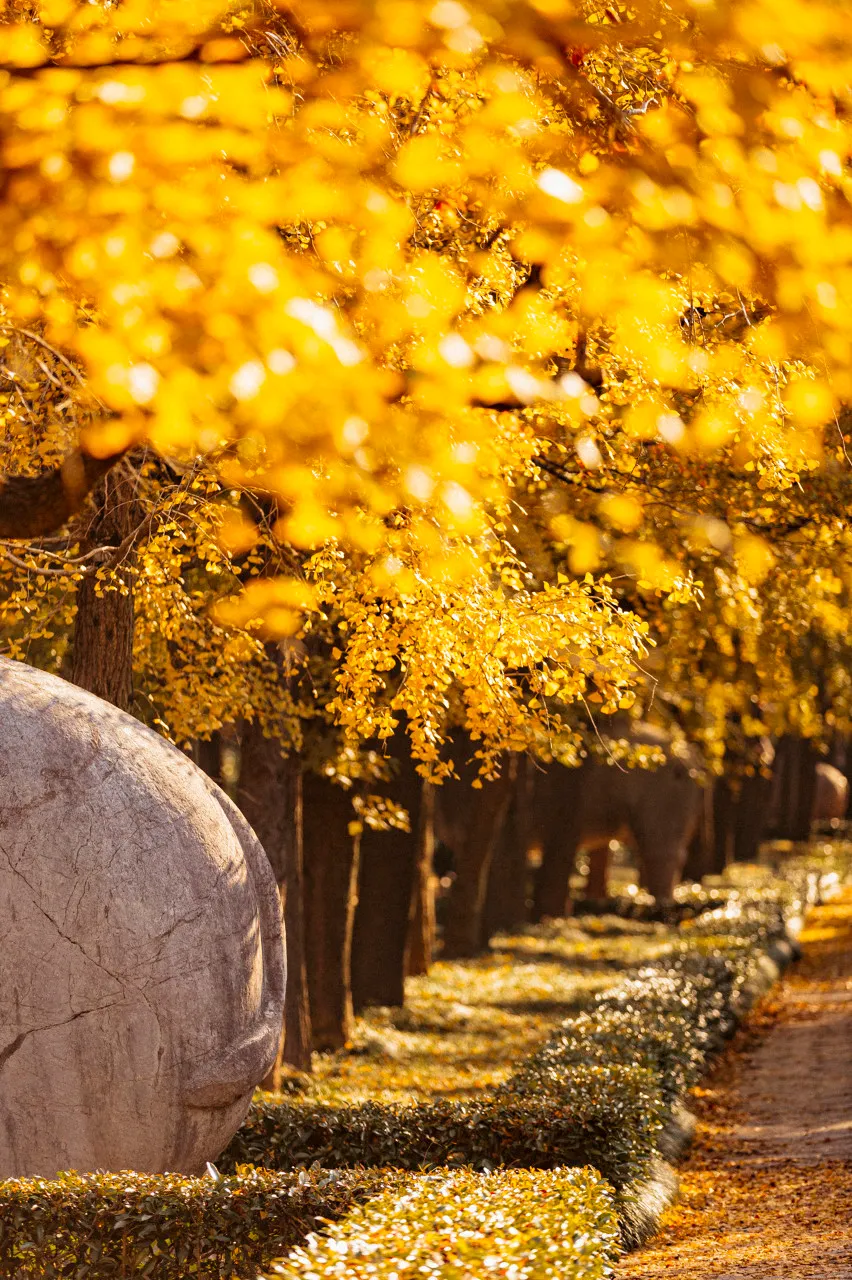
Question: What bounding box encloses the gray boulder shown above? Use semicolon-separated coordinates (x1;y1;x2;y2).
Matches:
0;658;285;1177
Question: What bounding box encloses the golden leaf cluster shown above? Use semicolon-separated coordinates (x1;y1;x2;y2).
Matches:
2;0;852;766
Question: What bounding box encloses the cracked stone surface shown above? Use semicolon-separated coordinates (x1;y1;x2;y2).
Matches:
0;658;286;1177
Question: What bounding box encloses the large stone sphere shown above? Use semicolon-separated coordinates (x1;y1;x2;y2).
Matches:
0;658;285;1177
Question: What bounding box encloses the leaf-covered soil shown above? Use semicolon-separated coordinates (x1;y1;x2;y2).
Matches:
617;888;852;1279
308;917;679;1105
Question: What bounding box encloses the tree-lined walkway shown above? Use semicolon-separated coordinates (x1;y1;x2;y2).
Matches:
618;889;852;1278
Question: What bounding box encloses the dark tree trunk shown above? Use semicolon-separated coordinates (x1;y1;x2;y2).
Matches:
237;724;311;1079
482;756;534;943
732;773;772;861
405;781;435;977
302;770;361;1051
682;784;716;881
441;755;517;960
707;773;770;874
351;737;425;1011
352;821;418;1010
584;841;611;899
0;445;124;539
192;733;222;787
770;736;819;841
531;765;584;921
833;737;852;819
70;464;142;710
712;778;735;873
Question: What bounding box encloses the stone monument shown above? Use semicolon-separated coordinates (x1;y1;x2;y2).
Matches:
0;658;286;1177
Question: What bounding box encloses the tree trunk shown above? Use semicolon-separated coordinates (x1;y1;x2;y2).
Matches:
405;781;435;977
682;783;714;882
584;840;611;900
770;736;819;841
192;733;222;787
237;724;311;1080
711;778;735;873
482;756;534;943
69;464;142;710
0;445;125;539
708;772;769;873
440;756;517;960
531;765;584;921
302;770;361;1051
732;773;772;861
351;737;425;1011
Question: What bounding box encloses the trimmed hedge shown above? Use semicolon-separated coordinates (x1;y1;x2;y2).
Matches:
265;1167;620;1280
524;905;796;1121
0;1167;391;1278
616;1156;680;1252
222;896;799;1208
497;898;801;1246
510;1007;703;1109
222;1063;663;1190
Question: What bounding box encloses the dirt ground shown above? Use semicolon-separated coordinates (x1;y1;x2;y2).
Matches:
617;889;852;1279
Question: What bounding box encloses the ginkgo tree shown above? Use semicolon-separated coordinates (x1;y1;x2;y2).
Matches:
2;0;851;734
3;0;852;1060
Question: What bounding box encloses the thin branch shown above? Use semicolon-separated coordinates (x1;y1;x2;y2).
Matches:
0;540;117;567
32;357;66;392
0;43;254;78
0;326;91;392
0;547;83;578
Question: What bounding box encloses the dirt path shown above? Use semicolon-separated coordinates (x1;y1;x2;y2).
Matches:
618;889;852;1279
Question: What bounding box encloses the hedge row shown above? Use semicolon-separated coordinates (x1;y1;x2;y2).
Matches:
508;1005;704;1111
221;1062;663;1190
2;892;801;1276
510;895;799;1246
264;1167;620;1280
524;899;795;1118
228;893;799;1256
224;896;796;1195
0;1167;392;1279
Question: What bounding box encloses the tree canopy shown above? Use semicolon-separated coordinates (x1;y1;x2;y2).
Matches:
1;0;851;769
